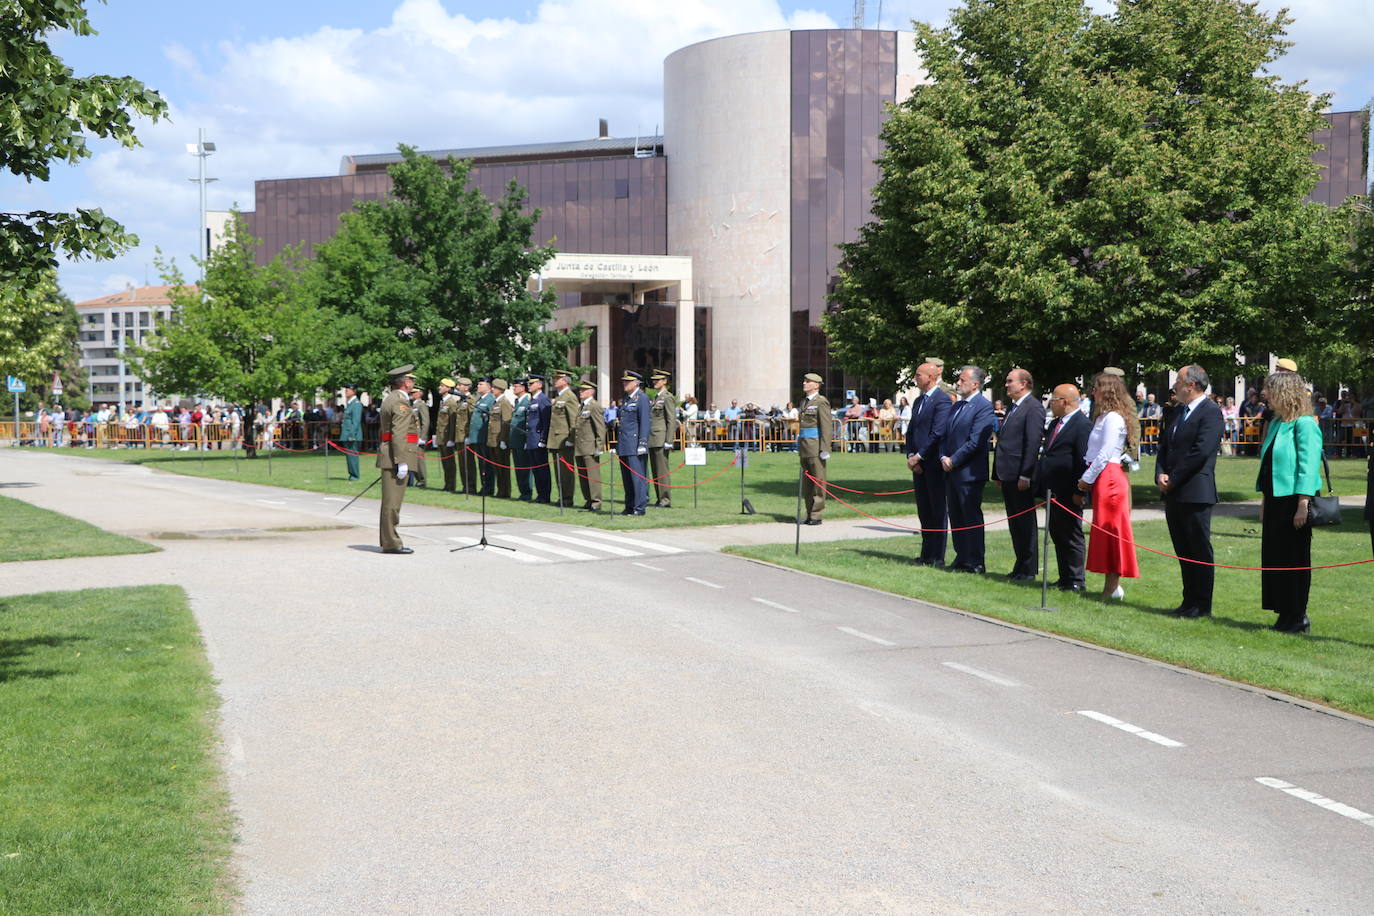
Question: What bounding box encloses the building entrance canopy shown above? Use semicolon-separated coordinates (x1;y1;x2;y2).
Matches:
534;253;696;398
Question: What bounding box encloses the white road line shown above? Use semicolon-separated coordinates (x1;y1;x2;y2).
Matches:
255;499;287;505
942;661;1019;687
1255;778;1374;826
570;529;686;554
751;597;800;614
1076;710;1185;748
490;534;595;560
684;576;723;589
447;536;547;562
837;626;896;647
632;562;665;571
533;531;641;556
322;497;347;503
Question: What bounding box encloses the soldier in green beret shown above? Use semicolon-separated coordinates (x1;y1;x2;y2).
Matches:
797;371;834;525
648;369;678;508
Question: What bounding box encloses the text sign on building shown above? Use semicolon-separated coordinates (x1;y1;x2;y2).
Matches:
6;377;25;393
543;253;687;282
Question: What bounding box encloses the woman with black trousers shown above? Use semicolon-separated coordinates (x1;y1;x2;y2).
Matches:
1256;372;1324;634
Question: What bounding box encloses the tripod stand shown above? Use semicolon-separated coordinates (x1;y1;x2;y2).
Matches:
449;490;515;553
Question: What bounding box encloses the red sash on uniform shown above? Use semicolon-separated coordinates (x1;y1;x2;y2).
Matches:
405;434;419;443
381;433;393;441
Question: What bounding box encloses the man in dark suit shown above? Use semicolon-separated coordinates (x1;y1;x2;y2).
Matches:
525;374;553;503
1036;383;1091;591
993;368;1046;579
617;370;652;515
904;361;952;566
941;365;996;573
1155;365;1224;618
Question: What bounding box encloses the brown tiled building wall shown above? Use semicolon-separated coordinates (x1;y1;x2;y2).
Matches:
789;29;897;391
251;155;667;267
1308;109;1370;206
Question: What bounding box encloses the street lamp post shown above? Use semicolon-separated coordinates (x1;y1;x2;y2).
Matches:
186;129;218;273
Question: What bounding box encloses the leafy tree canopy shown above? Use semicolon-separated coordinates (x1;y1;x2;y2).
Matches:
0;271;75;383
131;214;333;407
827;0;1356;389
0;0;167;285
309;146;588;392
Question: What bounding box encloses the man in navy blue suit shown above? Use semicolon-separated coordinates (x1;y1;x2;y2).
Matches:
617;370;652;515
524;374;553;503
904;360;952;566
940;365;996;573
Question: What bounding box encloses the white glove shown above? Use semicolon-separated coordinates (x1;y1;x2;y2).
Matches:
563;439;572;447
446;440;454;448
637;446;647;455
820;452;830;461
538;440;546;448
500;442;508;450
396;463;409;479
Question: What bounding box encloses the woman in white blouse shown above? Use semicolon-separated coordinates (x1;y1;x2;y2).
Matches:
1077;373;1141;599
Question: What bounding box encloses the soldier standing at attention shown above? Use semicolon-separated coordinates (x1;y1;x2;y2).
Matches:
574;377;606;511
377;365;420;554
467;378;495;496
340;383;363;481
798;371;833;525
452;377;476;494
510;378;534;501
408;386;430;488
487;378;513;498
548;370;579;507
435;377;458;492
525;374;553;503
617;370;652;515
648;369;678;508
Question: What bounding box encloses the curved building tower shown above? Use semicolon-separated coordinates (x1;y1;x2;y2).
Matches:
665;29;923;406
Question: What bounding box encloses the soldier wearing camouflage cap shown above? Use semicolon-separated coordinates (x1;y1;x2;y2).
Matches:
648;369;678;507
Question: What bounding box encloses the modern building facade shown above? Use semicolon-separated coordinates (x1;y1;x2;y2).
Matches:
73;285;184;406
241;28;1369;406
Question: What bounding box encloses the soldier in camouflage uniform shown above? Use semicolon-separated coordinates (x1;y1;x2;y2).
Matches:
547;370;579;507
798;371;834;525
573;377;606;511
648;369;678;508
376;365;421;553
435;377;459;492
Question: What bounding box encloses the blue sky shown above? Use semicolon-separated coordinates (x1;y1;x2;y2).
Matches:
12;0;1372;303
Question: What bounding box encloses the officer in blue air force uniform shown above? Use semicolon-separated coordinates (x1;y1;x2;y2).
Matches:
617;370;653;515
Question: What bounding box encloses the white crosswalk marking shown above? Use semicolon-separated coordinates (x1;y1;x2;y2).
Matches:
533;531;641;556
446;536;546;562
490;534;598;559
568;528;686;554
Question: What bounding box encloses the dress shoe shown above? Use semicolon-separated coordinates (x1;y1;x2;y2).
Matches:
518;494;533;502
382;547;414;555
952;564;985;574
1272;615;1311;634
1167;603;1189;615
1008;572;1037;581
632;509;646;516
534;497;552;504
1105;585;1125;601
1175;606;1212;619
803;518;823;526
1057;582;1084;592
621;509;636;516
911;557;932;566
657;501;672;509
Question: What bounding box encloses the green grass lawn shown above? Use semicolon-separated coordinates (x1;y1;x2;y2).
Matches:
32;444;1371;530
0;585;235;913
0;494;159;563
729;508;1374;719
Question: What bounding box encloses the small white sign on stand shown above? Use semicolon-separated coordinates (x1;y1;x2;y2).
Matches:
684;446;707;466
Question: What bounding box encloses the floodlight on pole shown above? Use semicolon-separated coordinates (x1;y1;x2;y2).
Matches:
187;128;219;276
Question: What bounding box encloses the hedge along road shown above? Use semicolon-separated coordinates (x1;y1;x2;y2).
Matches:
4;448;1374;912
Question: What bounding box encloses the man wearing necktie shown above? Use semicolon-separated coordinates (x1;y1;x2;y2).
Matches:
993;368;1046;579
1036;384;1091;590
1155;365;1224;618
940;365;996;573
905;361;952;565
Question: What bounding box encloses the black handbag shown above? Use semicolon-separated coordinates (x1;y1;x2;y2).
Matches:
1305;430;1342;526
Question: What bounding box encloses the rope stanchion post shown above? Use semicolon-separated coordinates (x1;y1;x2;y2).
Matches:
449;487;514;554
606;451;614;516
795;464;803;555
1035;504;1053;612
737;447;755;515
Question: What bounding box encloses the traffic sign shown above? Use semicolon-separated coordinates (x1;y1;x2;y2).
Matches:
6;377;25;393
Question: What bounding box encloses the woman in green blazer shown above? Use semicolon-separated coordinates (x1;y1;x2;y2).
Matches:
1255;372;1324;634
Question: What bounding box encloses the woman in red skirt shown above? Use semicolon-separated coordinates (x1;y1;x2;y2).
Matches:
1077;373;1141;600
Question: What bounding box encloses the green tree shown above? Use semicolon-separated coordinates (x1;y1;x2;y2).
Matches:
309;146;587;391
827;0;1353;388
0;271;73;382
1300;199;1374;391
14;287;91;412
0;0;167;286
131;214;333;426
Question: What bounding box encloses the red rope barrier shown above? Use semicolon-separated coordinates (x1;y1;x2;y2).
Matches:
559;453;738;488
806;472;1043;532
821;480;916;496
610;452;705;485
463;444;554;471
1048;497;1374;572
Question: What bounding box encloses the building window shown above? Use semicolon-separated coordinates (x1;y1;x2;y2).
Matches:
565;182;579;201
139;312;150;327
614;179;629;199
111;312;120;326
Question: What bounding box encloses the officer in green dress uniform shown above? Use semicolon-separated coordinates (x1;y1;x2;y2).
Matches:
340;384;363;481
798;371;834;525
574;377;606;510
436;377;458;492
377;365;420;553
467;378;495;496
647;369;678;507
548;369;579;507
487;377;512;498
510;378;534;501
408;386;429;488
451;377;477;494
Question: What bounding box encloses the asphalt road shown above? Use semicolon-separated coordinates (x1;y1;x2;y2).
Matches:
3;450;1372;914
